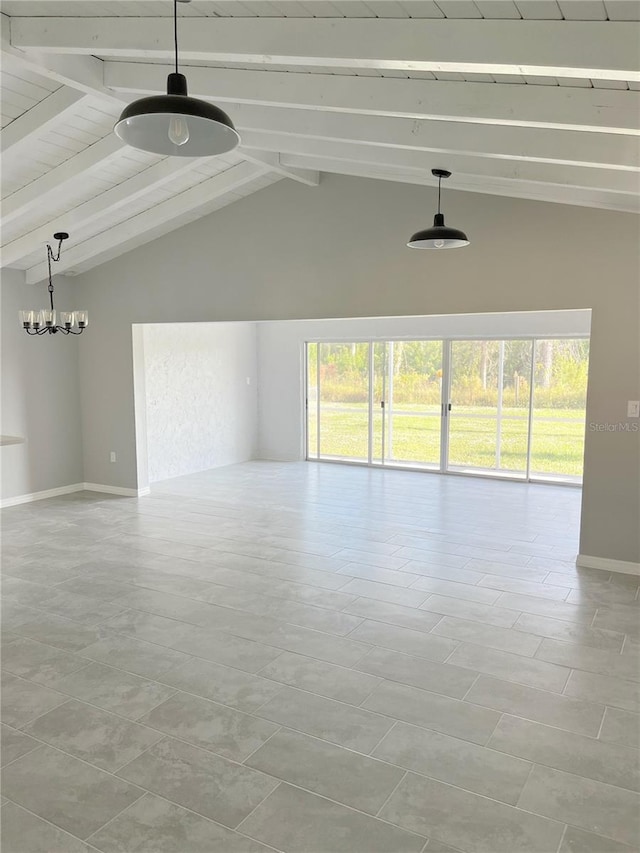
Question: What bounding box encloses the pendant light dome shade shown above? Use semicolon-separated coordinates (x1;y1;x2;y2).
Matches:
407;169;469;250
407;213;470;249
115;74;240;156
114;2;240;157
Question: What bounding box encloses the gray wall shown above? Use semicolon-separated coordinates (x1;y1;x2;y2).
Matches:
1;268;83;500
140;322;258;483
73;174;640;564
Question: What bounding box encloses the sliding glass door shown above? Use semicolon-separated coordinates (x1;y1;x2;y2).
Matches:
447;340;501;474
312;342;370;462
447;339;532;478
383;340;443;469
306;336;588;483
529;339;589;483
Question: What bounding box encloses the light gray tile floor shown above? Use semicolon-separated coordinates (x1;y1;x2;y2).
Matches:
1;461;639;852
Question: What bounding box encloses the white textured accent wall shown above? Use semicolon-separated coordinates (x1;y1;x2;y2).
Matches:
141;322;257;483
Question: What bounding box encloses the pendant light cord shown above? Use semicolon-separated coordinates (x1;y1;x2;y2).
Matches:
437;175;442;215
174;0;179;75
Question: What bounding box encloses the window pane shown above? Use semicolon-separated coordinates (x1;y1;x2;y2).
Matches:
448;340;500;472
318;342;370;462
386;340;443;469
498;340;532;475
530;339;589;482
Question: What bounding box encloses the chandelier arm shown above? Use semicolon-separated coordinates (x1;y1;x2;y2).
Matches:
56;326;84;335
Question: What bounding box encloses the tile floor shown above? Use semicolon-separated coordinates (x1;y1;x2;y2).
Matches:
1;461;639;853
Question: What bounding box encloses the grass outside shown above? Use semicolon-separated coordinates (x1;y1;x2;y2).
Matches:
308;404;586;478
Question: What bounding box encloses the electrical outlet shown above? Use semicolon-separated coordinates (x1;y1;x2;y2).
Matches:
246;377;251;385
110;451;116;463
628;401;640;418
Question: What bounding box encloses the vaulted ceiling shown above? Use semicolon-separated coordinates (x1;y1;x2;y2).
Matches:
1;0;638;282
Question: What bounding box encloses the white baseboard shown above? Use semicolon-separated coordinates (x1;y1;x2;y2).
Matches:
0;483;84;508
1;482;150;508
83;483;150;498
576;554;640;577
256;452;304;463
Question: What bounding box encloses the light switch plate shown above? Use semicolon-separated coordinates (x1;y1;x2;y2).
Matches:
628;401;640;418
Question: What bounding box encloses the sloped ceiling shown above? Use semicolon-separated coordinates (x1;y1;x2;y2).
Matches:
1;0;638;281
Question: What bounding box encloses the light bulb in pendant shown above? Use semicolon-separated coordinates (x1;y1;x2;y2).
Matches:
434;239;445;249
168;116;190;146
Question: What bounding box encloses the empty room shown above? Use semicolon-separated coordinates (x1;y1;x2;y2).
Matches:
1;2;639;852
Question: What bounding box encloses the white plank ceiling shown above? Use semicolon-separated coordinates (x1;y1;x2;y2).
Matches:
1;0;638;281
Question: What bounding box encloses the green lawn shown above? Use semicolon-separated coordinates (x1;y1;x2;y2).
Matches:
308;404;586;478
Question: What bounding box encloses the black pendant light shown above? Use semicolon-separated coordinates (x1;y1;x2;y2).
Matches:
407;169;470;250
114;0;240;156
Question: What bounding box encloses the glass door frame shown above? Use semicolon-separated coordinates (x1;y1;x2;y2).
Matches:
305;335;589;486
439;340;451;473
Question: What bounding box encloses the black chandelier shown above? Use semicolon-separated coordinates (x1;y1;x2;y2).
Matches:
19;233;88;335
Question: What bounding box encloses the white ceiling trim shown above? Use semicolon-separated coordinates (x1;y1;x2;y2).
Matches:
222;103;640;171
279;151;640;213
104;62;640;136
0;13;125;103
0;85;88;153
2;134;124;225
251;132;639;197
241;149;320;185
11;18;639;81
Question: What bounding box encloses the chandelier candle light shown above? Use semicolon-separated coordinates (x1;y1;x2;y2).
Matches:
19;233;88;335
408;169;470;250
114;0;240;156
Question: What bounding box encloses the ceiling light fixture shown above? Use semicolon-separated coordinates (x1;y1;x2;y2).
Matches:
407;169;470;250
114;0;240;156
19;233;88;335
